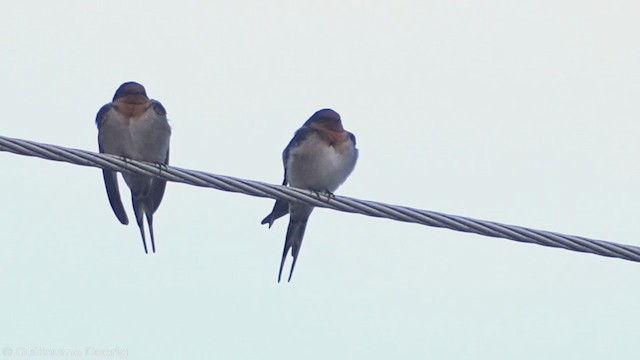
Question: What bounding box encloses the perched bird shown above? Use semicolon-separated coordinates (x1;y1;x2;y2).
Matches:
261;109;358;282
96;82;171;253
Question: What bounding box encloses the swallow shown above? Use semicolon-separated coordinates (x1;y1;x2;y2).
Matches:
261;109;358;282
95;82;171;253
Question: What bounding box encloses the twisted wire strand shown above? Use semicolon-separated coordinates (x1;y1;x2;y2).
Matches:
2;134;639;263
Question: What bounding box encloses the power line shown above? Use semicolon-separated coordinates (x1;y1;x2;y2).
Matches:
2;134;639;263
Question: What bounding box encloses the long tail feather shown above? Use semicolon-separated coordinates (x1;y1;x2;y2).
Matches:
132;196;148;254
278;205;313;282
146;210;156;253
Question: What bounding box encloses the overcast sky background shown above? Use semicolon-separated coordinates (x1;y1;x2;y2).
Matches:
1;1;639;358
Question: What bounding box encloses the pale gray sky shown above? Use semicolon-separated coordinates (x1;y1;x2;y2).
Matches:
1;1;639;359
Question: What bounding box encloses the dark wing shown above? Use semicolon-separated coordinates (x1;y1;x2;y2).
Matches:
148;147;169;214
347;131;356;146
96;105;129;225
260;168;290;227
95;104;112;128
151;100;167;116
101;168;129;225
142;99;169;214
261;127;319;227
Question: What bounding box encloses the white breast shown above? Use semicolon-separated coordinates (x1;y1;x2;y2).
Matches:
286;133;358;192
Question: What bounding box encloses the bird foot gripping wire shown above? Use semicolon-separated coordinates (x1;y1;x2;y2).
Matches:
310;189;335;202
